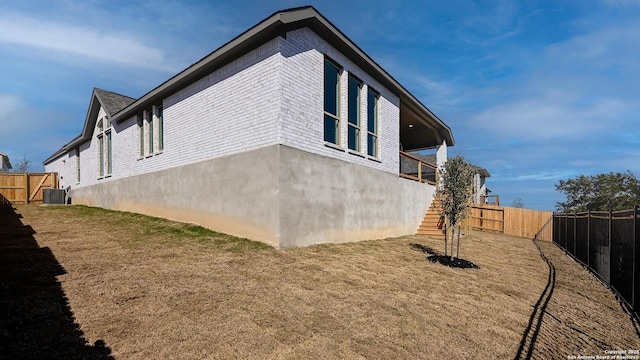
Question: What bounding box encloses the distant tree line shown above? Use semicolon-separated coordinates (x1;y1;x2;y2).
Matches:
555;171;640;212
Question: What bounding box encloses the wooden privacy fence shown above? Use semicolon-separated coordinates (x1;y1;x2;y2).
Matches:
463;204;554;241
0;172;59;204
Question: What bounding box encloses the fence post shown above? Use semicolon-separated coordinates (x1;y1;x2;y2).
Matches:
23;173;28;204
608;209;613;287
573;212;577;256
565;214;568;249
634;205;639;312
587;210;591;268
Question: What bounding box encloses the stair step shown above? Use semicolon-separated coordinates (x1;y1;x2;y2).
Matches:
416;198;447;237
418;227;444;232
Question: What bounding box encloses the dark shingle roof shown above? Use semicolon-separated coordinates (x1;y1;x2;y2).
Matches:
43;88;136;165
94;88;136;118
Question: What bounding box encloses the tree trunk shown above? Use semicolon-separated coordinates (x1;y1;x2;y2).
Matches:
444;230;448;257
450;225;455;261
456;224;461;258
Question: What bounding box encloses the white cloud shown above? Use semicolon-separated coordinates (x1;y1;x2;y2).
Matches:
0;94;77;167
0;94;21;120
412;75;467;111
453;0;525;46
545;25;640;70
468;94;628;140
499;171;575;182
0;13;176;72
466;20;640;142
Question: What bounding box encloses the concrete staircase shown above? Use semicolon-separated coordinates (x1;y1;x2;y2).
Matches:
416;198;445;239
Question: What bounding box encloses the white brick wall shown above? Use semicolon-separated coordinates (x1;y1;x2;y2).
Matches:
48;37;283;188
45;150;74;189
46;27;402;188
279;28;400;174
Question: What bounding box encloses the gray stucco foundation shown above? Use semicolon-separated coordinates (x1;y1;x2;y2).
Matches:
71;144;434;248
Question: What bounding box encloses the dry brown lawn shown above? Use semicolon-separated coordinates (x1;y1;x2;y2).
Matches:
1;204;638;359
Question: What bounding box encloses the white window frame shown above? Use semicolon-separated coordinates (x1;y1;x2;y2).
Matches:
157;104;164;151
96;117;112;178
105;130;112;176
138;103;164;160
347;74;362;152
138;114;144;158
75;147;80;184
367;88;379;158
146;108;154;155
98;134;104;178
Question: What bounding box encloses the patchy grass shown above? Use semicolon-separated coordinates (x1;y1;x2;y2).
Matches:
3;204;639;359
38;205;271;251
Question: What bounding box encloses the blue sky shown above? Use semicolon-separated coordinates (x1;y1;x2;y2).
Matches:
1;0;639;211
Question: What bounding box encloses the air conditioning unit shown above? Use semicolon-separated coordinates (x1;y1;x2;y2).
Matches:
43;188;66;204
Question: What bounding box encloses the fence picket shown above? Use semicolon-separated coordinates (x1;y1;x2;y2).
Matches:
0;172;59;204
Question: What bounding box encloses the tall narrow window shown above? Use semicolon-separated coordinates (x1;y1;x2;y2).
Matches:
96;117;112;178
147;109;154;154
324;58;341;144
347;75;361;151
367;88;379;157
138;114;144;157
106;131;112;175
75;148;80;184
98;135;104;177
158;105;164;151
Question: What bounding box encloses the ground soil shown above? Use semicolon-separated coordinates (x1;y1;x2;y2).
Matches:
1;204;638;359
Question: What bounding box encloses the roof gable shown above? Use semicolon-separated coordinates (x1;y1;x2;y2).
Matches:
80;88;134;136
44;88;134;164
95;88;136;118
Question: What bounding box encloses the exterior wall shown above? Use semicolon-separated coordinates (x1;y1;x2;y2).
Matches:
279;28;400;175
70;145;282;247
69;144;433;248
47;37;283;190
47;30;403;190
473;173;488;204
149;36;282;172
45;26;436;248
278;145;434;248
44;150;76;189
0;155;8;171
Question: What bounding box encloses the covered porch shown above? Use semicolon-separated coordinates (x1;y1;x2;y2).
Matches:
398;101;454;186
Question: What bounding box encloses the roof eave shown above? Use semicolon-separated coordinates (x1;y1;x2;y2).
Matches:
111;6;454;147
43;134;84;165
45;6;454;163
112;11;289;124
